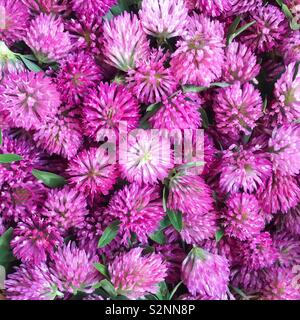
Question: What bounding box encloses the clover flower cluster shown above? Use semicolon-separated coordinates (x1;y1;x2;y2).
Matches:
0;0;300;301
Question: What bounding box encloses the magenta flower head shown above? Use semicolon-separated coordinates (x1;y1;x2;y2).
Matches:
266;63;300;126
0;71;60;130
5;263;63;300
230;266;266;295
240;5;288;53
51;242;100;294
222;42;260;84
202;133;217;176
196;0;230;17
0;178;46;222
213;82;263;139
66;14;103;57
21;0;68;14
76;211;123;261
33;115;82;160
67;147;118;197
185;0;197;10
41;187;89;234
281;31;300;65
261;267;300;300
227;0;262;15
154;242;186;284
200;235;240;267
180;208;218;244
222;193;265;241
109;248;168;299
239;232;278;270
277;204;300;236
182;247;230;299
105;183;164;245
170;13;225;86
56;51;103;105
167;170;214;215
0;41;24;79
166;169;217;244
120;129;173;185
139;0;188;40
0;132;46;184
71;0;116;16
257;170;300;215
102;12;149;72
219;146;272;193
269;124;300;176
273;232;300;268
24;14;72;64
0;0;29;45
149;91;201;130
126;49;177;104
83;82;140;141
11;215;63;265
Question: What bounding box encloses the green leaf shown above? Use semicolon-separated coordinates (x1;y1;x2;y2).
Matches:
98;220;120;248
143;246;155;254
200;108;209;129
275;0;298;30
177;161;205;171
156;281;170;300
149;230;166;245
113;295;130;300
182;85;207;93
118;0;130;10
169;281;183;300
139;102;162;128
293;61;300;81
97;279;116;297
159;215;171;229
182;82;230;93
103;10;114;21
167;209;183;232
290;20;300;30
21;54;37;61
146;102;161;112
226;15;241;45
0;129;2;146
19;55;42;72
94;263;110;279
281;4;293;19
162;185;169;212
0;228;16;271
103;0;133;20
0;154;22;163
263;97;268;113
110;5;123;16
242;133;252;145
211;82;231;88
32;169;67;188
144;294;159;300
231;286;250;300
215;229;224;243
227;21;256;45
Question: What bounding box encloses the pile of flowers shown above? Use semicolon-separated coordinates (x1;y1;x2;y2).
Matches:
0;0;300;301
